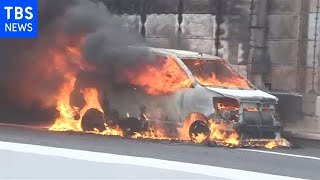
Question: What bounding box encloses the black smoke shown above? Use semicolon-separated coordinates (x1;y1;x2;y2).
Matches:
0;0;146;126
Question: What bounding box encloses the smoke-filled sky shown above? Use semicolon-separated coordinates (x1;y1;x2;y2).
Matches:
0;0;145;125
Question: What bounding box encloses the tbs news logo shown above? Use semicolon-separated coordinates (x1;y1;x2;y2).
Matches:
0;0;38;38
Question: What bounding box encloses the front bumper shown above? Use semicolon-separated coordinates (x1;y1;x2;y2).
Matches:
234;123;282;139
235;109;282;137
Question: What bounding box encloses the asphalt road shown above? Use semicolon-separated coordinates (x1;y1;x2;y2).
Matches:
0;124;319;179
1;149;225;179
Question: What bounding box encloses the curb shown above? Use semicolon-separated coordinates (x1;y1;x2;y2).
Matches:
284;130;320;141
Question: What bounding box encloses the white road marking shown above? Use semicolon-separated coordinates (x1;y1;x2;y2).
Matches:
0;123;47;129
0;141;305;180
239;148;320;161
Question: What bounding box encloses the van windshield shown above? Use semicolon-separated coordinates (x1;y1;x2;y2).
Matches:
182;59;253;89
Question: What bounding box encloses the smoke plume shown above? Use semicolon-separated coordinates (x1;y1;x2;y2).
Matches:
0;0;145;125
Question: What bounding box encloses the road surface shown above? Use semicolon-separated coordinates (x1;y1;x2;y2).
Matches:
0;124;319;179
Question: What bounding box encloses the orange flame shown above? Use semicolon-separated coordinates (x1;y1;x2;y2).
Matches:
49;74;81;131
132;114;172;140
217;102;240;111
265;141;277;149
178;113;207;141
191;133;207;143
182;59;251;89
48;43;87;132
208;120;240;146
208;120;226;141
123;56;192;95
196;73;251;89
49;78;124;136
178;115;240;147
87;126;124;137
264;138;291;149
225;132;240;146
132;127;169;140
80;88;104;117
244;107;259;112
48;42;123;136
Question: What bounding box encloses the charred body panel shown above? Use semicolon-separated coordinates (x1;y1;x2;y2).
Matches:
72;46;281;142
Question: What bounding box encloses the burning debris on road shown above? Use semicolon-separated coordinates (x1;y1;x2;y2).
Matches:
0;0;291;150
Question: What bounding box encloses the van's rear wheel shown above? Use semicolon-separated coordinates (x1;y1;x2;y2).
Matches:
81;108;105;132
189;120;210;143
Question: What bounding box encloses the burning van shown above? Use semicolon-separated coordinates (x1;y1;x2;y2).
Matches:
51;46;287;148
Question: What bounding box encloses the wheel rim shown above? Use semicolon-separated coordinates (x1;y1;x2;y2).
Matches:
189;120;210;143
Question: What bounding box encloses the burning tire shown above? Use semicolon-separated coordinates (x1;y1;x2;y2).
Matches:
189;120;210;143
81;108;105;132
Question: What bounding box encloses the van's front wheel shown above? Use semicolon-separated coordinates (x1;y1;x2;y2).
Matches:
189;120;210;143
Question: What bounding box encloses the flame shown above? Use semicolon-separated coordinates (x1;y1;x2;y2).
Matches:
178;116;240;147
48;40;123;137
244;107;259;112
132;127;169;140
178;113;206;141
48;42;172;139
47;40;85;131
264;138;291;149
123;56;192;95
48;43;87;132
207;120;292;148
208;121;226;141
50;81;124;136
208;120;240;147
217;102;239;111
196;73;250;89
49;74;81;131
225;132;240;146
183;59;251;89
191;133;207;143
80;88;104;115
265;141;277;149
132;115;172;140
87;125;124;137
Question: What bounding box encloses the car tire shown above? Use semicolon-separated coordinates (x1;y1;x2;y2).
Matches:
81;108;105;132
189;120;210;143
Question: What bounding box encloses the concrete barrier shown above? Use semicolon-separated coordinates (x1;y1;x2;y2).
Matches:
275;93;320;140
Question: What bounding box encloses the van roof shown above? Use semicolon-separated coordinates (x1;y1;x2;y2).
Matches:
149;47;222;60
123;46;222;60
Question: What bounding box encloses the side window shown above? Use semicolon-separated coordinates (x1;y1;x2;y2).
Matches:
122;55;192;96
